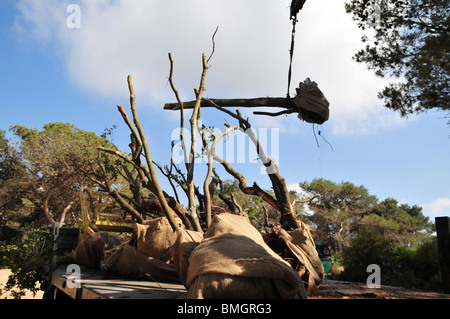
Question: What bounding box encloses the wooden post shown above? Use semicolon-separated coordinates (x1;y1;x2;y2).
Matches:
436;216;450;294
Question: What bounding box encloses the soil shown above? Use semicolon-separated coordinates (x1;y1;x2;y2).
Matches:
310;279;450;299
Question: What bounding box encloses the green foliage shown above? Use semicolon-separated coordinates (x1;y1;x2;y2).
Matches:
1;130;32;227
0;223;50;299
366;198;433;245
299;178;440;291
338;232;442;292
339;229;395;282
5;122;120;227
299;178;378;251
345;0;449;116
11;122;115;177
300;178;433;252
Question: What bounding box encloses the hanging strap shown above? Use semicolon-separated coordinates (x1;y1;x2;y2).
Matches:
287;17;297;99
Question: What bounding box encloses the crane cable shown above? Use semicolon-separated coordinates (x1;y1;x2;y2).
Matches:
287;16;298;99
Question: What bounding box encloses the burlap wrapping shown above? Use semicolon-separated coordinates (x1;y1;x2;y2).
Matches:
294;78;330;124
276;224;325;293
98;217;184;282
101;243;180;282
73;232;129;268
186;213;307;299
131;217;183;263
169;228;204;288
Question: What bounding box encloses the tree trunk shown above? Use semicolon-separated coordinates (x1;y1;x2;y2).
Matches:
43;186;57;226
58;200;74;227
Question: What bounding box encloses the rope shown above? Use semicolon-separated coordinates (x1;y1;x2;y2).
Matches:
287;17;297;99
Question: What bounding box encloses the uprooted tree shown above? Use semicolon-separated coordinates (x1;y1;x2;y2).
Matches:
91;34;330;291
96;46;330;234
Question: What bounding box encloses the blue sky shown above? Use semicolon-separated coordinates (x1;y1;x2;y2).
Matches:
1;0;449;220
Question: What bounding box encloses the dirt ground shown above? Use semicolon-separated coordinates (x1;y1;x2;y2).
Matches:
310;279;450;299
0;269;44;299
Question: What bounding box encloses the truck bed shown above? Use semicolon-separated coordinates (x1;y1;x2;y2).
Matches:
48;264;188;299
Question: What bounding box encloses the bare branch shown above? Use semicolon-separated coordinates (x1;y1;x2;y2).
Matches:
292;195;318;206
184;53;210;232
204;98;251;129
117;105;142;161
126;75;179;231
253;109;296;117
203;124;238;227
210;109;301;229
153;159;180;204
207;26;219;63
168;53;188;166
97;146;148;182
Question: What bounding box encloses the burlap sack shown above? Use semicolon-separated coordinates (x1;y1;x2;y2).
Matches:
101;243;180;282
276;224;325;293
73;232;129;268
203;212;252;238
169;228;204;288
186;213;307;299
294;78;330;124
131;217;182;262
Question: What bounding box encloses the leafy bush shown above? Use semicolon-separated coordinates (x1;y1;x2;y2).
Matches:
338;229;394;282
337;231;442;292
0;223;50;299
373;238;441;291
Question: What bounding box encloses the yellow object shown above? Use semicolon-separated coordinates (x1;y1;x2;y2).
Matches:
78;188;135;243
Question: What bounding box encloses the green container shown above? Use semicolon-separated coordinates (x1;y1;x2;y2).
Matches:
315;241;335;278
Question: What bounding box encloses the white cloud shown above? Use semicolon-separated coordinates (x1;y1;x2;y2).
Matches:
287;183;317;216
12;0;68;44
12;0;406;135
287;183;307;197
422;198;450;216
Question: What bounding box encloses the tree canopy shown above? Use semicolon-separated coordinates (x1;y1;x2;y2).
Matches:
345;0;449;116
0;130;29;228
298;178;433;252
5;123;117;227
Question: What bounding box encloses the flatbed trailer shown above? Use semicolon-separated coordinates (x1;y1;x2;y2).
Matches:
43;223;188;299
45;264;187;299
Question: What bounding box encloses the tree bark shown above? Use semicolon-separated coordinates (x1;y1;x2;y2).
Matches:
43;186;57;226
124;76;180;231
203;125;238;228
58;200;74;227
164;97;295;111
182;53;210;233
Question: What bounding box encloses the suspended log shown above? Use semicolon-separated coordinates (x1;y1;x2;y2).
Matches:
164;97;293;111
163;78;330;125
